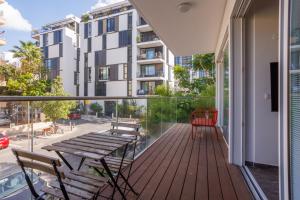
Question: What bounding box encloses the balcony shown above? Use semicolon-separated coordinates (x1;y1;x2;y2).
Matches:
0;96;252;200
31;29;40;40
136;71;164;81
137;35;163;48
137;23;152;32
137;52;164;64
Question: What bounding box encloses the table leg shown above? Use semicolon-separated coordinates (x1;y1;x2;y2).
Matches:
56;151;73;170
100;158;127;200
77;157;86;171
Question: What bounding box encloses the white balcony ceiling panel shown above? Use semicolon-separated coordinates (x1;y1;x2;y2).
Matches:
129;0;227;55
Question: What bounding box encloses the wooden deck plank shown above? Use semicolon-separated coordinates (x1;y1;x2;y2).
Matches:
195;126;208;200
180;128;200;200
216;128;252;200
166;127;194;200
211;127;237;200
137;125;190;200
124;124;186;200
151;126;191;200
206;126;223;200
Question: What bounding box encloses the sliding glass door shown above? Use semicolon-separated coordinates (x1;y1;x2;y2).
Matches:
289;0;300;198
222;45;230;143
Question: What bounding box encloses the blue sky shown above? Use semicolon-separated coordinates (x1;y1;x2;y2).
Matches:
0;0;123;51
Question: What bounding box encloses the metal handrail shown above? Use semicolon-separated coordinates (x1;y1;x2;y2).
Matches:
0;96;215;102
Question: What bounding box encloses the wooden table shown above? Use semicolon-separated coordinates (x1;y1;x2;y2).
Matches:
42;131;135;199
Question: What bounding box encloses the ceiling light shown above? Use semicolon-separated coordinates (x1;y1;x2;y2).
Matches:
178;2;192;13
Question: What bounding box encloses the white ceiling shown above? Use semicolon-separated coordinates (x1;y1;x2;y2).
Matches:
130;0;227;55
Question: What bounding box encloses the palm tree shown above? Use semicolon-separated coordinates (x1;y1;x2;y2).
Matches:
11;41;44;78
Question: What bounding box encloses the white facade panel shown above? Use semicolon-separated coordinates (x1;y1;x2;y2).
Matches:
88;52;93;67
93;36;103;52
107;32;119;49
106;47;127;65
119;14;128;31
106;81;127;96
48;32;54;45
48;44;59;58
118;64;124;80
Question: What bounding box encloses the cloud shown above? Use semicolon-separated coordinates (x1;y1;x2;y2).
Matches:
0;2;32;32
92;0;124;10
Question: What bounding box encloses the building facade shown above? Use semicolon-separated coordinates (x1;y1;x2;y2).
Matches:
32;15;80;96
79;1;174;98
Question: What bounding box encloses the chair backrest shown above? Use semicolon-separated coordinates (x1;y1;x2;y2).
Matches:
12;148;67;199
111;122;141;131
12;148;64;178
191;108;218;125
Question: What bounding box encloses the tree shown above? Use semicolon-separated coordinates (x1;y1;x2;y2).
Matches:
38;77;76;125
6;73;50;96
11;41;45;78
0;63;17;81
193;53;215;78
173;65;191;92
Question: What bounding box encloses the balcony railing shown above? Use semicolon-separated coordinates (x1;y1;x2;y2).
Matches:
137;52;163;60
137;71;164;78
138;35;160;43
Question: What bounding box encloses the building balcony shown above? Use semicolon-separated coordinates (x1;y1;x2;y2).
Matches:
137;38;163;48
136;71;165;81
137;23;152;32
137;53;164;64
31;29;40;40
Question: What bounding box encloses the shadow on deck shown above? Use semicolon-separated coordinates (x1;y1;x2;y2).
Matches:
101;123;253;200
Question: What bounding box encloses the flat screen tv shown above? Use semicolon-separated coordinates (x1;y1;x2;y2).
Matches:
270;62;278;112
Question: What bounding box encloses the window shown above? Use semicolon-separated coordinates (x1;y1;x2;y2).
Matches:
141;65;155;77
99;67;110;80
53;30;62;44
88;67;92;82
45;58;60;80
146;48;155;59
128;13;132;29
95;50;106;66
84;22;92;38
59;43;63;57
123;64;128;79
107;17;115;32
87;38;92;52
43;33;48;46
43;46;49;59
128;80;132;96
74;71;79;85
102;34;107;49
98;20;103;35
119;30;132;47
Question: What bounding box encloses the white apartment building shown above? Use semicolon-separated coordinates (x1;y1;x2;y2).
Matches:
79;1;174;98
0;0;6;46
32;15;80;96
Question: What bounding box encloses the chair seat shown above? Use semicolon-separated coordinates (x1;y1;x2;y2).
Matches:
192;118;215;126
41;170;108;199
86;156;133;173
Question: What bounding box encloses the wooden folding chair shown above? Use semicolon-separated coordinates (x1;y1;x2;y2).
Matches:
12;148;109;200
86;122;141;197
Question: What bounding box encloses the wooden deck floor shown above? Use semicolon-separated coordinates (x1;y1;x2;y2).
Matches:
101;123;253;200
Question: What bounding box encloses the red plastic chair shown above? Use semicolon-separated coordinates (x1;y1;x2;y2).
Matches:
190;109;218;139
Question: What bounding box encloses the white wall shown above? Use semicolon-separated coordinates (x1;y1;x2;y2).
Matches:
245;0;279;166
106;47;127;65
119;14;128;31
106;81;127;96
93;36;103;52
48;44;59;58
107;32;119;49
